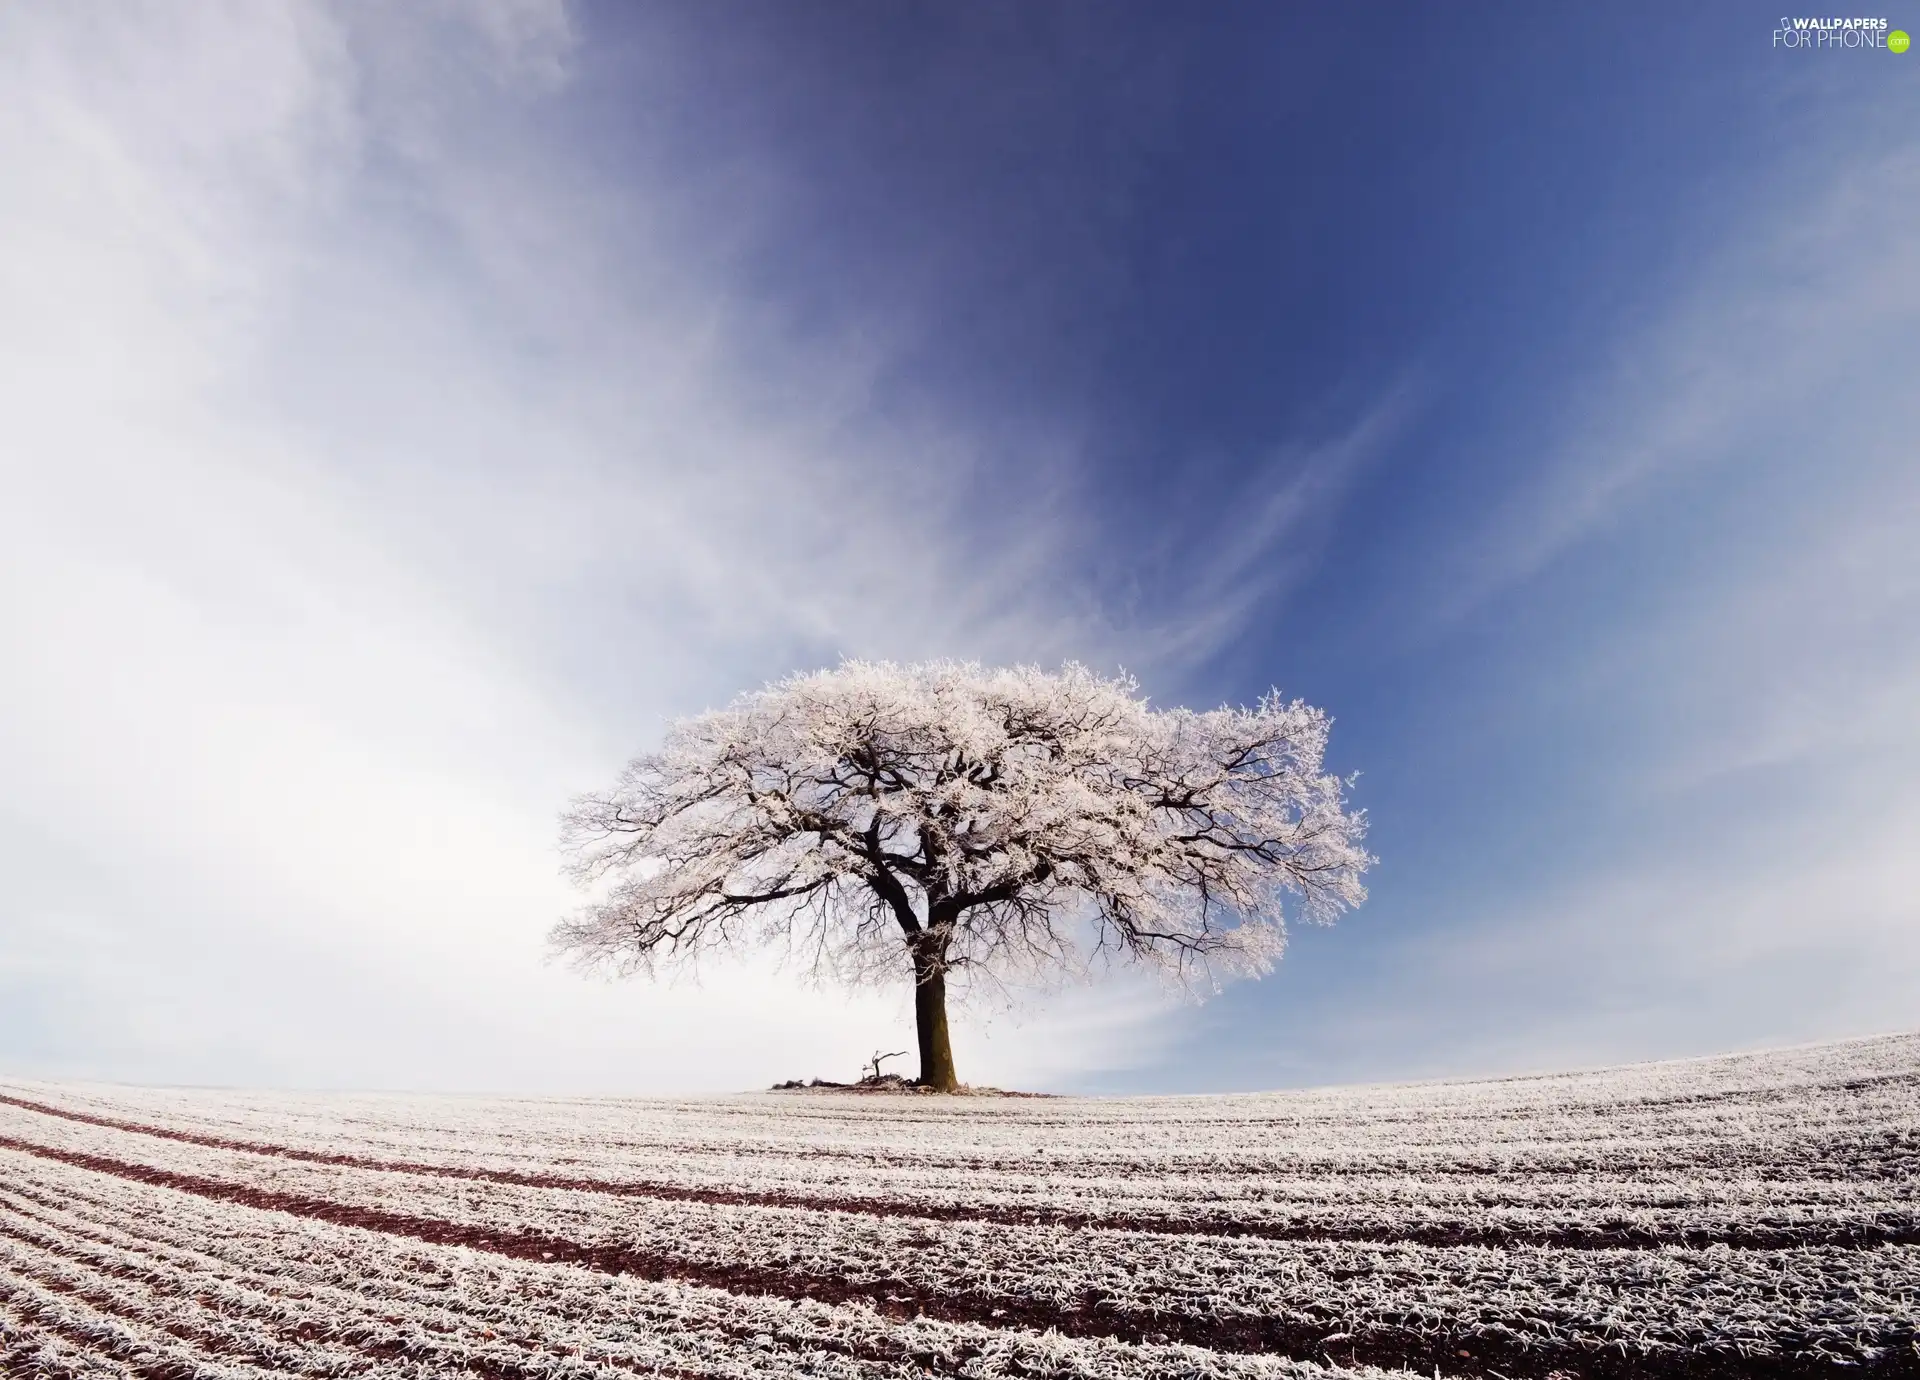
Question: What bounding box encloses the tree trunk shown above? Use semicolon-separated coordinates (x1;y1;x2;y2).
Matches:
911;946;959;1092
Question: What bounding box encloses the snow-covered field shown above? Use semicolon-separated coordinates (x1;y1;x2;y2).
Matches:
2;1034;1916;1379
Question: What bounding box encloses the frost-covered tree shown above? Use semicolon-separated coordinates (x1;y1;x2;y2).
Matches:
552;662;1370;1091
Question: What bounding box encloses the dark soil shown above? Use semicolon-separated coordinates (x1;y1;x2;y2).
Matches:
3;1133;1915;1379
2;1093;1911;1252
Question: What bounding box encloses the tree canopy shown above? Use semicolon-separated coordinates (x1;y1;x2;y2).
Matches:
552;661;1370;1090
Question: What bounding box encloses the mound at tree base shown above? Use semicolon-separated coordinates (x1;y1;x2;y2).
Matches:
767;1073;1051;1096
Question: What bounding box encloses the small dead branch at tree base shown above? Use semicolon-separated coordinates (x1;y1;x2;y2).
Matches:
767;1074;1051;1097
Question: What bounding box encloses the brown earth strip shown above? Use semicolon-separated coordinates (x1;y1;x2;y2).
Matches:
3;1134;1915;1380
0;1267;293;1380
14;1090;1913;1184
0;1260;559;1380
0;1300;118;1380
0;1185;872;1380
2;1094;1912;1251
0;1223;720;1380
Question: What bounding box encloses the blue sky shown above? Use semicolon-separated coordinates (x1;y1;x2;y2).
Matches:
2;2;1915;1094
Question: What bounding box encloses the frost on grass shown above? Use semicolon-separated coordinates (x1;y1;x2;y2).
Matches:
0;1032;1916;1378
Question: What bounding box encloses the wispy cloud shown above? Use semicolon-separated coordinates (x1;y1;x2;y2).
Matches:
1127;382;1420;674
1297;132;1920;1083
0;3;1170;1091
1429;137;1920;627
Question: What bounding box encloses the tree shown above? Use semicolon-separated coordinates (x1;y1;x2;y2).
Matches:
551;661;1370;1092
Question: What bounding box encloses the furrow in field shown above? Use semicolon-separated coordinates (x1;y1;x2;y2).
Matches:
0;1231;378;1378
2;1093;1909;1249
3;1133;1914;1379
0;1292;140;1379
0;1150;1398;1380
10;1073;1915;1170
0;1258;304;1380
4;1034;1916;1380
2;1188;627;1380
0;1178;884;1380
0;1221;746;1380
6;1067;1914;1207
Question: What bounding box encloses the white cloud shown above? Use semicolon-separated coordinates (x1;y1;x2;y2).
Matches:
0;2;1181;1092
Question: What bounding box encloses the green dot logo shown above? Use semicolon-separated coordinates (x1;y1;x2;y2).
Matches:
1892;29;1912;52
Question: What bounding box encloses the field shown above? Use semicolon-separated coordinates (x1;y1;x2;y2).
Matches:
1;1034;1916;1379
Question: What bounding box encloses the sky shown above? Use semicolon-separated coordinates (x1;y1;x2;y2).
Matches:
2;1;1916;1096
